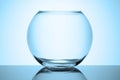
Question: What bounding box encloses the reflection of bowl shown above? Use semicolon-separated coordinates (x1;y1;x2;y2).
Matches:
33;67;87;80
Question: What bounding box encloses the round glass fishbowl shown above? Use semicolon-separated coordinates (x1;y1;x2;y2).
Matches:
27;11;92;68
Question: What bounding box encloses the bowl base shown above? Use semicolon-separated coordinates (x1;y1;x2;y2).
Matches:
35;57;84;68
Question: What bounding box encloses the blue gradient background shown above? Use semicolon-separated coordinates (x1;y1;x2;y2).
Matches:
0;0;120;65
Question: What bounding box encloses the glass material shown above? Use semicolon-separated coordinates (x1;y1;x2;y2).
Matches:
27;11;92;68
0;66;120;80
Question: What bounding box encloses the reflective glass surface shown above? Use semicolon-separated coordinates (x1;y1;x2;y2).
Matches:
0;66;120;80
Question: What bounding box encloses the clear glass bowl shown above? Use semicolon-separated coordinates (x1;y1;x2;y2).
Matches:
27;11;92;68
